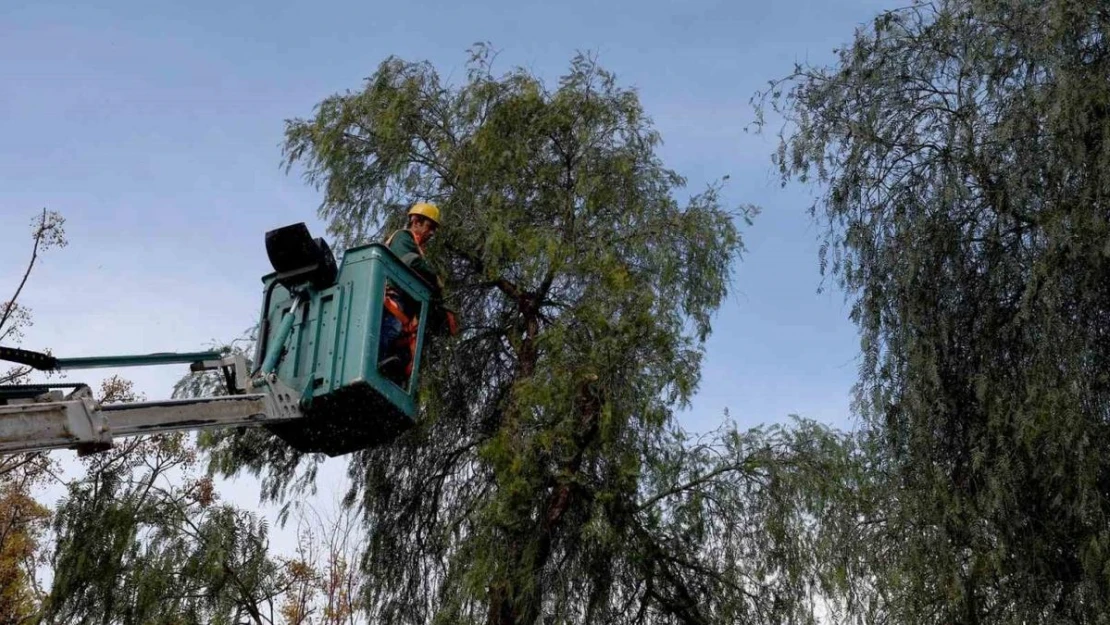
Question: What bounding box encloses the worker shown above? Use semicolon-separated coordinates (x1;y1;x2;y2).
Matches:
378;202;454;381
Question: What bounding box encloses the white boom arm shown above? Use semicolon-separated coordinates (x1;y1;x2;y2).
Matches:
0;356;303;456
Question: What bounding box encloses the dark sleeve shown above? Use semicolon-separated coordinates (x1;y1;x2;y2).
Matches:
388;230;437;284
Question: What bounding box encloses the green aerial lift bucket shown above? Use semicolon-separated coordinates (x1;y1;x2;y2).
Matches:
254;223;433;456
0;222;437;458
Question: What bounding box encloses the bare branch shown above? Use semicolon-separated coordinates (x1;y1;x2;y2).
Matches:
1;209;50;335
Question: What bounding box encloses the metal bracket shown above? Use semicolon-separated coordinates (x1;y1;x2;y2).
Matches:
189;354;255;395
257;373;303;421
72;395;114;455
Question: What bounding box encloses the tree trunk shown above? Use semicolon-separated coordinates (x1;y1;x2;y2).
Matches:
486;366;603;625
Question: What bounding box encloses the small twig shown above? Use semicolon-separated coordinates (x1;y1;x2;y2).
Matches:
0;366;31;385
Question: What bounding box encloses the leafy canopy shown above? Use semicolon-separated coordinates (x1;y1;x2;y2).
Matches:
191;46;851;625
756;0;1110;621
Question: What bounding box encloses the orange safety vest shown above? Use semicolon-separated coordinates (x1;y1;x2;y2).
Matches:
382;228;426;376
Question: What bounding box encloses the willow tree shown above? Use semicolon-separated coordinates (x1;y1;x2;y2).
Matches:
757;1;1110;622
196;47;853;625
34;379;299;625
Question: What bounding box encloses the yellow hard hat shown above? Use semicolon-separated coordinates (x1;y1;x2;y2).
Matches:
407;202;441;225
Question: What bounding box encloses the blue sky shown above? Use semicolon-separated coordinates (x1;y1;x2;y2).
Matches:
2;0;885;535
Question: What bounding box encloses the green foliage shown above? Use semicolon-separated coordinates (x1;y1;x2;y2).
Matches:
632;416;863;625
756;0;1110;621
0;479;50;623
36;434;290;625
184;46;858;625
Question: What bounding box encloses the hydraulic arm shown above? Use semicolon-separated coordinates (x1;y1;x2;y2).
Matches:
0;351;302;456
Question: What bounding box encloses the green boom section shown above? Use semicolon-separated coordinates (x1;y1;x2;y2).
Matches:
256;242;433;456
0;347;223;372
56;351;224;370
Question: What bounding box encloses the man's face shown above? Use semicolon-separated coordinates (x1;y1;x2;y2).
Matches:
411;216;437;242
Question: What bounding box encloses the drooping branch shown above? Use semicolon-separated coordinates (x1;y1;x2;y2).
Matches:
634;459;759;514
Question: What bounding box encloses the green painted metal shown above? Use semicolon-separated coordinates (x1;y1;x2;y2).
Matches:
255;243;433;455
55;351;223;370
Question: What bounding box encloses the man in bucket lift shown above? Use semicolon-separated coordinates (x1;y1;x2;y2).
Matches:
378;202;456;382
